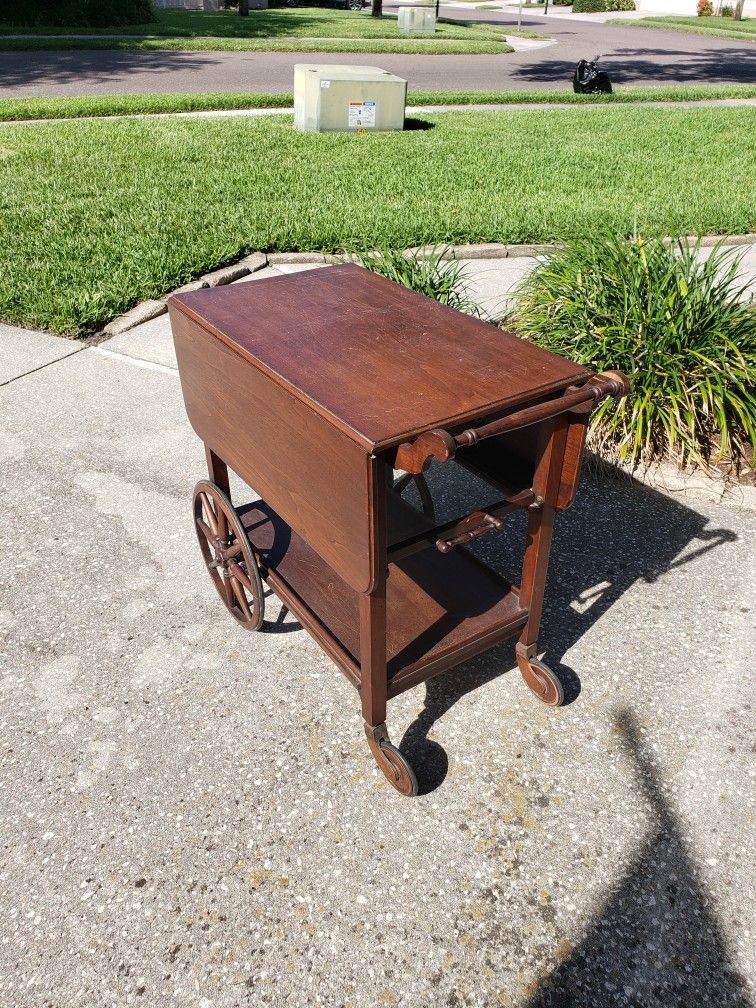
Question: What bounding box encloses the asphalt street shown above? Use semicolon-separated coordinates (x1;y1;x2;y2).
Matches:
2;7;755;97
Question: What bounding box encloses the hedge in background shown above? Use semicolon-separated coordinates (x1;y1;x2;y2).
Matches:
573;0;635;11
2;0;156;28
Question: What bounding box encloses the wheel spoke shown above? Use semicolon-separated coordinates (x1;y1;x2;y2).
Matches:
228;559;253;593
196;516;214;545
202;495;219;537
219;569;234;609
216;509;228;544
230;575;252;621
222;541;243;561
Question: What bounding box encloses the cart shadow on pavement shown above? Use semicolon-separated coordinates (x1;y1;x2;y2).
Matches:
236;501;302;635
520;706;751;1007
398;465;737;795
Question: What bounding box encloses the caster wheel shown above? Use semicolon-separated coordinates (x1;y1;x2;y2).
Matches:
366;729;418;797
519;657;564;707
193;480;265;631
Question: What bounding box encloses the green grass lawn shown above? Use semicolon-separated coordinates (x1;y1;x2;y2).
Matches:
1;106;754;336
609;14;755;41
0;7;513;53
1;84;754;121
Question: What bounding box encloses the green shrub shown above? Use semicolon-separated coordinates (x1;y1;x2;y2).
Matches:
512;235;756;468
573;0;635;10
572;0;608;11
357;247;482;317
552;0;572;6
720;4;734;14
2;0;156;28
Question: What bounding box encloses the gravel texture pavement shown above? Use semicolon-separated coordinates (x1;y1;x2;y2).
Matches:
2;6;755;97
0;295;754;1006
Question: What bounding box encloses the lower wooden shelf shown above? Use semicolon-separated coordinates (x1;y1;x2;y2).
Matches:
239;498;528;697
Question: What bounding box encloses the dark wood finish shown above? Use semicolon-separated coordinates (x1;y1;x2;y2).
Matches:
170;305;379;594
556;414;590;512
393;429;456;476
170;265;591;453
238;501;527;694
516;417;568;677
360;455;388;729
169;268;629;794
388;490;534;563
395;371;629;475
436;510;504;554
205;446;230;498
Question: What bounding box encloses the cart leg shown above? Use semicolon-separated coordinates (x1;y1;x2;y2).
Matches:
360;592;418;797
515;418;568;707
205;445;230;499
516;504;563;707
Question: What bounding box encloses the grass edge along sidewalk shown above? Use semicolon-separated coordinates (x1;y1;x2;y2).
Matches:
0;35;512;54
0;9;514;55
2;84;756;122
2;104;754;337
607;15;755;42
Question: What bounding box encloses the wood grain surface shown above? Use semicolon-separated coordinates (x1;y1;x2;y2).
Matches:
171;265;591;452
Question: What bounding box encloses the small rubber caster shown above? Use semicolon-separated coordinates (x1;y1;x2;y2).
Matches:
365;724;418;797
517;655;564;707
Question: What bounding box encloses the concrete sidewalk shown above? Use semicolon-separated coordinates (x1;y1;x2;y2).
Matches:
0;302;754;1006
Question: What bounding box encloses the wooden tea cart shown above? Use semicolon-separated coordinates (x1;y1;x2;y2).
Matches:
168;265;628;796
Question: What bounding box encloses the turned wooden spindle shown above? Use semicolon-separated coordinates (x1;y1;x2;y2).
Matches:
394;370;630;474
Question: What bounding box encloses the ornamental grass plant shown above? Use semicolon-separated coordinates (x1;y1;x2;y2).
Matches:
358;247;482;316
512;235;756;470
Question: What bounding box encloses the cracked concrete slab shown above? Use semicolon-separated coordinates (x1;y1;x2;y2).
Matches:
0;325;754;1008
0;323;81;385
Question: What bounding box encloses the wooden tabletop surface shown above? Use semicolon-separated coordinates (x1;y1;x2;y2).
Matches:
171;264;591;452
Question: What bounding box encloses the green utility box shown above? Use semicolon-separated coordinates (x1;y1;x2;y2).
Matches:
293;64;407;133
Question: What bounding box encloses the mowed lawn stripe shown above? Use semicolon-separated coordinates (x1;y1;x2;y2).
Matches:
2;84;755;122
1;106;754;336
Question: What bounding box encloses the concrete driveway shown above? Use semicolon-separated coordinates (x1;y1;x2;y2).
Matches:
1;8;755;97
0;299;754;1006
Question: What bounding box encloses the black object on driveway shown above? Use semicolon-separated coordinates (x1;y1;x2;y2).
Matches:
573;55;613;94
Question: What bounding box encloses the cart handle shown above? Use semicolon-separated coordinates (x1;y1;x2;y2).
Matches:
394;370;630;475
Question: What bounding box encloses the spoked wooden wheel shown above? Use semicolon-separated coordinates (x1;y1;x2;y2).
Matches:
193;480;265;631
518;656;564;707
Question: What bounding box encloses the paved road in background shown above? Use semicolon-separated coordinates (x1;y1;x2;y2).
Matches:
2;8;755;97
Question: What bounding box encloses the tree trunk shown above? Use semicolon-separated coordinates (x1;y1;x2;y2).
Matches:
239;0;249;15
372;0;383;17
732;0;744;18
